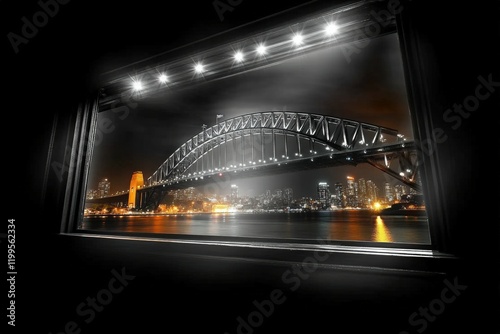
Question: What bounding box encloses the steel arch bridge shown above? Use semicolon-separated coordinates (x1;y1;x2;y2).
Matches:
134;111;420;211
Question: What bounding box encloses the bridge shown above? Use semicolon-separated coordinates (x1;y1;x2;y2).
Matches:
87;111;421;211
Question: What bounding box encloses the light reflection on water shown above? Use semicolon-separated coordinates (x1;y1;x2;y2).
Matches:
373;216;393;242
81;210;431;244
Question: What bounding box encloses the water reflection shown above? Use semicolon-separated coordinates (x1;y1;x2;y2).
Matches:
372;216;393;242
81;211;430;244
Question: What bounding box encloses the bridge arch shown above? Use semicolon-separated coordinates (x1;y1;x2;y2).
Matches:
146;111;403;187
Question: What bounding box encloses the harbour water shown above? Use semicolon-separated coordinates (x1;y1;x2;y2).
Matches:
80;210;431;244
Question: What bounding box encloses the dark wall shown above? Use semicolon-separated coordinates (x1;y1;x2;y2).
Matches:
397;1;499;258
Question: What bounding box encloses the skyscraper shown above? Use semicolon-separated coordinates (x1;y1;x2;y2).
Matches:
284;188;293;206
358;178;367;208
333;182;345;208
346;176;357;208
230;184;239;204
366;180;379;205
274;189;283;199
98;178;111;198
317;182;330;208
394;184;408;201
384;182;394;203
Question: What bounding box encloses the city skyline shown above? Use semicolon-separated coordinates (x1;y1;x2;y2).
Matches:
87;171;413;203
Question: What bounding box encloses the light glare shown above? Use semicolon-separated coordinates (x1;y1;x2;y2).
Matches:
158;74;168;83
132;80;143;91
292;33;303;46
194;63;205;73
256;44;267;56
325;23;339;36
234;51;244;62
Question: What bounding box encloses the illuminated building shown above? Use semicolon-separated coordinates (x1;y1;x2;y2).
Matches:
86;189;99;199
265;189;271;200
274;189;283;199
284;188;293;206
98;178;110;198
230;184;239;204
346;176;358;208
333;182;345;208
358;178;367;207
384;182;394;203
394;184;409;201
317;182;330;208
366;180;379;205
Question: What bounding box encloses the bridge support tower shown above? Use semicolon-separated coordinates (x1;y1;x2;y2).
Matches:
128;171;144;209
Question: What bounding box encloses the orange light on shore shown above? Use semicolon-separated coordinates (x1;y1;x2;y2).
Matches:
212;204;229;213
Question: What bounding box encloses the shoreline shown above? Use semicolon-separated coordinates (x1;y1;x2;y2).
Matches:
82;207;425;218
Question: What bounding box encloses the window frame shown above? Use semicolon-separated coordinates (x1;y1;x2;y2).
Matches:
57;0;456;259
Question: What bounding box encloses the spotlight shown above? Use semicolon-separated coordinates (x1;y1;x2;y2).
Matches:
234;51;244;62
158;74;168;83
292;33;303;46
256;44;267;56
132;80;143;91
325;23;339;36
194;62;205;74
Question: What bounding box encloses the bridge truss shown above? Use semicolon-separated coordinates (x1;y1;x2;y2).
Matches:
134;112;420;211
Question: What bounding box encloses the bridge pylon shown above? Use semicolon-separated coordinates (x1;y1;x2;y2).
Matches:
128;171;144;209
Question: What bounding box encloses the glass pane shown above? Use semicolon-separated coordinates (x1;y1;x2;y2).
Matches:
81;31;431;245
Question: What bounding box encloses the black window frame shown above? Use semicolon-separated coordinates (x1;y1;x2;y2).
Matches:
53;0;479;263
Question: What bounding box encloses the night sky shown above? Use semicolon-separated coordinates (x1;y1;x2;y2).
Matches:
87;32;413;198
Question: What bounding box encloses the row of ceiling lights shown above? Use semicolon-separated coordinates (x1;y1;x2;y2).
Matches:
130;23;340;92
